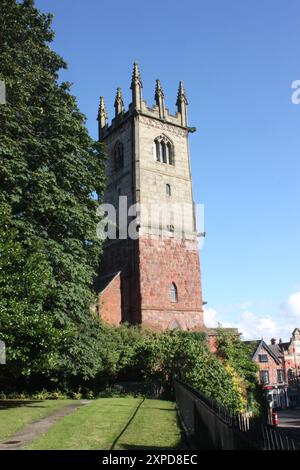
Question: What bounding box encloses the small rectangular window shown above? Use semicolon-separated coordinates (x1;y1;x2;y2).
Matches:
260;370;269;385
258;354;268;363
277;370;284;383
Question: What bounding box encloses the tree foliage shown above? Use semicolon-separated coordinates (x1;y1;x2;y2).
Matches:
0;0;105;380
137;330;248;413
0;205;62;377
215;330;260;412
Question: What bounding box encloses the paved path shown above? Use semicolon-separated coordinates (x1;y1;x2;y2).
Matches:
278;408;300;444
0;400;90;450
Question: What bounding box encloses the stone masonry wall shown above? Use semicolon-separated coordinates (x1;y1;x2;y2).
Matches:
138;117;195;238
138;234;204;330
98;272;122;326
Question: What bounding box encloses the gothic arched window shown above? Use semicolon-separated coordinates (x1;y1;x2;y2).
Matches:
166;184;171;196
153;135;174;165
114;141;124;171
170;283;178;303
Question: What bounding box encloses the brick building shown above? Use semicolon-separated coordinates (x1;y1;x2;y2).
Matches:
245;328;300;408
269;329;300;407
273;328;300;381
245;339;288;408
95;63;204;331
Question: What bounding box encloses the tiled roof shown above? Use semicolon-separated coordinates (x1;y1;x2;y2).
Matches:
243;339;282;364
268;343;285;358
279;342;290;352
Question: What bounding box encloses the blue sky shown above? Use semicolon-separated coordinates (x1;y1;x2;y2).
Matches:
35;0;300;340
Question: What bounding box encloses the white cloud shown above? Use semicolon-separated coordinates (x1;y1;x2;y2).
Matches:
233;312;289;341
235;312;280;341
288;291;300;317
203;307;234;329
257;317;278;336
204;290;300;342
203;307;218;328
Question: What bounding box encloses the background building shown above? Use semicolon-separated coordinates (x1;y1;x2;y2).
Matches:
245;328;300;409
245;339;288;408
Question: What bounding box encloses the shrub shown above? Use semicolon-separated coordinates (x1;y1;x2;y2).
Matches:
136;330;248;413
215;330;261;413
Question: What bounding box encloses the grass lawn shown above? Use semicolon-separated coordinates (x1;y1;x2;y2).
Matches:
0;399;73;443
26;397;184;450
114;399;184;450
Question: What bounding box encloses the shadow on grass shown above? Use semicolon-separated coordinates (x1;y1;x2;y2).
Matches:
110;398;145;450
114;402;189;451
0;400;45;410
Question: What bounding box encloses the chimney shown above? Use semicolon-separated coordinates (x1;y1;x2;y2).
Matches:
271;338;276;345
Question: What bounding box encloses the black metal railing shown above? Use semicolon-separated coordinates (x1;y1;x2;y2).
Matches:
174;379;300;450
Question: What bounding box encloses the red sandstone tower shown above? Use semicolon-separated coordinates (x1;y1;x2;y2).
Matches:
97;64;204;331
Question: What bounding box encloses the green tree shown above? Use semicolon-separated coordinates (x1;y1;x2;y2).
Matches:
0;205;62;378
138;330;246;413
0;0;105;381
93;324;147;386
215;330;260;412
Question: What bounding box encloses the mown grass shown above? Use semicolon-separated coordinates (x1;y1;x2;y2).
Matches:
0;400;73;443
114;399;184;450
26;397;184;450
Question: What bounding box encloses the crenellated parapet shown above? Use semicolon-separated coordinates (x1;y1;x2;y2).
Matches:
98;63;190;140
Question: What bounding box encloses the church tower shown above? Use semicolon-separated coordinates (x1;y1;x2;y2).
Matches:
97;64;204;331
